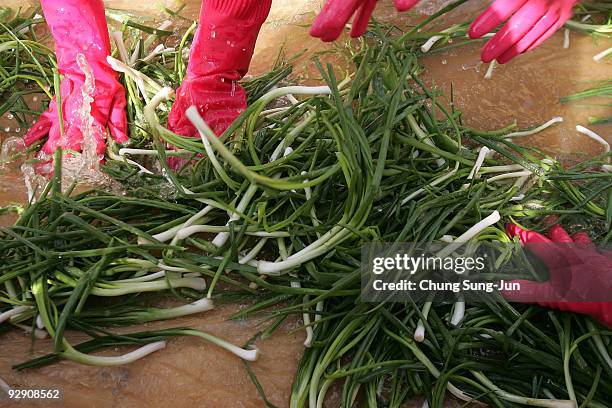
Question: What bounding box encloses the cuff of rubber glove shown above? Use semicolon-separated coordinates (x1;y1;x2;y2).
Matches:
187;0;272;78
550;302;612;328
592;303;612;328
203;0;272;26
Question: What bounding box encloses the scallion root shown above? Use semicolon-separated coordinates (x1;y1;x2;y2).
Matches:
0;305;32;324
471;371;577;408
62;341;167;367
484;60;497;79
505;116;564;139
593;47;612;62
182;330;259;361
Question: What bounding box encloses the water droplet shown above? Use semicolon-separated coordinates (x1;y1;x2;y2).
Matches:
3;127;9;132
1;136;26;165
211;31;216;38
15;128;20;133
6;113;14;120
448;39;453;44
441;59;448;65
32;96;38;102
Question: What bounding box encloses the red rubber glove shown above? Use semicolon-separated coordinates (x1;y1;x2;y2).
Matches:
24;0;128;158
504;224;612;327
168;0;272;139
310;0;420;42
468;0;579;64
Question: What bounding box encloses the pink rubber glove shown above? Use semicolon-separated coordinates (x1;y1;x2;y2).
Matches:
468;0;579;64
168;0;272;139
310;0;420;42
24;0;128;158
504;224;612;327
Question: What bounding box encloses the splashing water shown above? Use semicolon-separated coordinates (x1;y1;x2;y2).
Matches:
77;54;100;165
20;162;46;204
461;62;482;73
19;53;119;201
20;147;52;205
62;53;109;186
0;137;25;169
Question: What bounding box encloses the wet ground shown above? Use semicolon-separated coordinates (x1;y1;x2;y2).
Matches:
0;0;610;407
0;303;304;408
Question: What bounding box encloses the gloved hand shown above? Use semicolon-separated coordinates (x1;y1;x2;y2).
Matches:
168;0;272;139
310;0;420;42
468;0;579;64
504;223;612;327
24;0;128;158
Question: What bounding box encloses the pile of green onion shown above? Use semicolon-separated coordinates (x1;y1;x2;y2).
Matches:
1;3;612;407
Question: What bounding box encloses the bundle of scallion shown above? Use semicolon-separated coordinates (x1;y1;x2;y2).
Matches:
1;2;612;408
